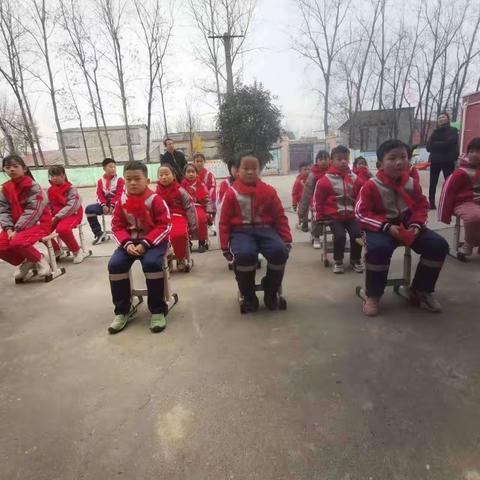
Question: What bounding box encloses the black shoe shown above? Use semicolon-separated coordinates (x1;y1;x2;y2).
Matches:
240;296;259;314
92;231;106;245
301;222;309;232
429;202;437;210
197;241;206;253
261;277;278;310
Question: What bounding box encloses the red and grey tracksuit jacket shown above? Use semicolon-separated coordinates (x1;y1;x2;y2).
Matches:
292;173;308;210
352;166;372;189
313;166;360;222
48;182;82;220
96;174;125;207
181;178;213;213
355;170;428;232
111;188;171;250
298;164;329;221
198;168;217;211
218;178;234;205
156;181;198;233
438;159;480;224
0;176;51;232
219;179;292;251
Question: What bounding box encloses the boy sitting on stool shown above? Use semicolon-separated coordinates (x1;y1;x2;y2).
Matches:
220;152;292;312
356;139;449;317
86;158;124;245
108;161;172;334
313;145;363;274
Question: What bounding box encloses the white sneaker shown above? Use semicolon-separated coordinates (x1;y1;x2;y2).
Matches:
459;243;473;256
312;237;321;249
73;250;86;264
350;260;364;273
208;225;217;236
14;260;34;280
333;262;344;274
35;256;52;277
409;289;442;313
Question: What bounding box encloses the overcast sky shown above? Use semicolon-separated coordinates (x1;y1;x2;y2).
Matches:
24;0;322;150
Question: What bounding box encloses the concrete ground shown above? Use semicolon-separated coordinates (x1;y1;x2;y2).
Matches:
1;172;480;480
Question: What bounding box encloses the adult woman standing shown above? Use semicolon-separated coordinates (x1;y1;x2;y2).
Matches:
426;112;459;209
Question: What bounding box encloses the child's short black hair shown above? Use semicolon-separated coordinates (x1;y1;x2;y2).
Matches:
315;149;330;161
330;145;350;158
467;137;480;152
193;152;205;161
124;160;147;176
184;162;198;174
298;162;309;171
234;150;258;169
353;156;366;167
377;139;409;162
48;165;66;177
158;162;177;179
102;157;116;167
2;154;34;179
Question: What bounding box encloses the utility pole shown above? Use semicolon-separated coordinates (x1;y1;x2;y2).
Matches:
208;33;244;96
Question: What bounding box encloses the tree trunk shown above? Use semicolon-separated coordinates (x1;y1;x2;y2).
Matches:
159;74;169;137
0;116;15;153
84;69;106;158
92;66;114;158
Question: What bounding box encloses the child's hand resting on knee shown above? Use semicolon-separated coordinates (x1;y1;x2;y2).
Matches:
6;229;16;240
127;244;140;256
135;244;146;256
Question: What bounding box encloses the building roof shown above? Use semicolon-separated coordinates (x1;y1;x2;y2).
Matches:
155;131;219;143
61;124;147;134
338;107;415;131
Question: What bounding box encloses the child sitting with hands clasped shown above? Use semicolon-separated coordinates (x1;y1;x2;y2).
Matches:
356;139;449;317
219;152;292;312
313;145;363;274
108;161;172;334
0;155;52;280
156;164;197;271
47;165;85;264
439;137;480;255
181;162;212;253
292;162;310;227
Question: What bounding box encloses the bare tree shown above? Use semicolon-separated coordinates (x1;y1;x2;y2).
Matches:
59;0;108;158
98;0;134;161
134;0;173;162
188;0;256;107
294;0;351;136
176;101;202;157
0;0;44;165
27;0;69;164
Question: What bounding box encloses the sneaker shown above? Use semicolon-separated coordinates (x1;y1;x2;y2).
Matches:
197;242;207;253
459;243;473;256
73;250;86;264
312;237;321;249
108;306;136;334
409;289;442;313
333;262;344;274
55;250;67;261
350;260;364;273
261;277;278;310
14;260;34;280
240;296;259;314
35;256;52;277
150;313;167;333
92;232;106;245
301;222;309;233
177;259;186;272
363;296;380;316
208;225;217;236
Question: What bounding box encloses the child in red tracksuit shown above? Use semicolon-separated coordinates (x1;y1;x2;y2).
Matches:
156;164;197;271
292;162;310;225
47;165;85;264
182;163;212;253
314;145;363;274
298;150;330;246
86;158;125;245
352;156;372;189
218;160;237;206
108;161;172;334
220;153;292;313
194;153;217;232
356;139;448;317
439;137;480;255
0;155;52;280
